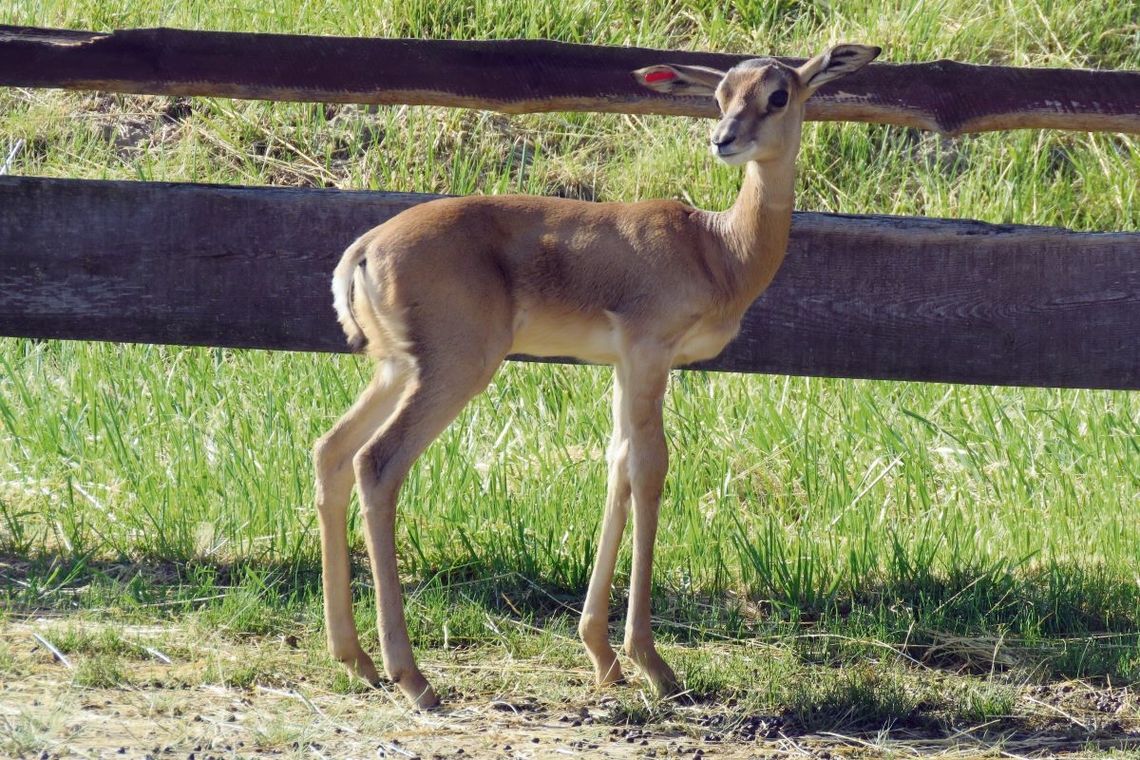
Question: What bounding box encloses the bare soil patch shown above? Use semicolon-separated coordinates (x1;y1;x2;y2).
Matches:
4;618;1140;759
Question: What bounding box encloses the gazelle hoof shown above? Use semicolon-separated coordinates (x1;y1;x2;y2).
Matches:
648;669;681;698
395;670;441;710
595;654;626;687
339;649;382;687
627;647;679;697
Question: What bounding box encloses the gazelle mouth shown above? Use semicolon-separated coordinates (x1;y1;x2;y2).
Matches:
710;141;754;163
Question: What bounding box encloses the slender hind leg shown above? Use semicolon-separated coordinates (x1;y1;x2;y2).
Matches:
314;359;411;685
579;369;632;686
354;340;509;709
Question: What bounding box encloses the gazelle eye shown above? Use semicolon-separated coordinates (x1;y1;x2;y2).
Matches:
769;89;789;108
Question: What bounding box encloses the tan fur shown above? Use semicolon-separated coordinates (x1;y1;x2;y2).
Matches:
316;43;880;708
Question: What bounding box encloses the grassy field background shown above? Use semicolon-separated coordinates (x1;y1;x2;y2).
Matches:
2;0;1139;754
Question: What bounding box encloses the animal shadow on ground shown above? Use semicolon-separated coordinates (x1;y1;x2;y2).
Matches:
4;551;1140;754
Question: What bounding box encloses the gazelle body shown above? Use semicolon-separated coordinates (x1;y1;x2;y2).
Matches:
314;43;880;708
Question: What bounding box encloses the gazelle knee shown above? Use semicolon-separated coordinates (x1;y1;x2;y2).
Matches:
626;422;666;478
628;454;666;499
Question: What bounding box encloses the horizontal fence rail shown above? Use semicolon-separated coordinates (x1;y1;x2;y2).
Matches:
2;176;1138;389
2;26;1139;136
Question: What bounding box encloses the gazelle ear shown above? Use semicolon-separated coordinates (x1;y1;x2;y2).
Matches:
633;64;725;96
798;44;880;93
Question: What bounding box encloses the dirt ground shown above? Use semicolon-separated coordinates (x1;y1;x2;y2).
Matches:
0;662;803;758
0;678;790;760
4;619;1140;759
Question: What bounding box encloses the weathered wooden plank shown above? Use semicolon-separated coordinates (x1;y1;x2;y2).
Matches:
2;25;1138;136
1;176;1138;389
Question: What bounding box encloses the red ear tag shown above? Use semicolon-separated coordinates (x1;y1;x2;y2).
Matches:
643;70;676;83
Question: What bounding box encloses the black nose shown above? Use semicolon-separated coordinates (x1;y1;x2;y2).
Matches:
711;117;740;148
711;131;735;147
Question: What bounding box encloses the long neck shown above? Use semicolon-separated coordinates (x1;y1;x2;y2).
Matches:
709;153;797;307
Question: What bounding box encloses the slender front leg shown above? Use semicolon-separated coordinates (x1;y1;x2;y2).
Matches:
579;370;631;686
619;351;679;696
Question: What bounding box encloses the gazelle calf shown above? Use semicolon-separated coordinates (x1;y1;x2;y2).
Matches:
314;43;880;708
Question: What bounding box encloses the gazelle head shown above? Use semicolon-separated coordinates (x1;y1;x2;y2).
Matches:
634;44;880;165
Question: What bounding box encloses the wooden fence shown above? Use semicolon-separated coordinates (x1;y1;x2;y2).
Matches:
4;26;1140;134
1;26;1138;390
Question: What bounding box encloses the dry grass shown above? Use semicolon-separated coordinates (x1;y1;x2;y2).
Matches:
4;616;1140;759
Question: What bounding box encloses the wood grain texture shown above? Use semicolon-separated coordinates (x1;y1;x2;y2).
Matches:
1;25;1138;136
2;176;1137;389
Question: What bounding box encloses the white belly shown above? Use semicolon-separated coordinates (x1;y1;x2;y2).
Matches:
673;320;740;365
510;306;741;368
510;308;621;364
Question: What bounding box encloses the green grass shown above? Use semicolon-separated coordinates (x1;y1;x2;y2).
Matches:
3;344;1137;653
1;0;1139;733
